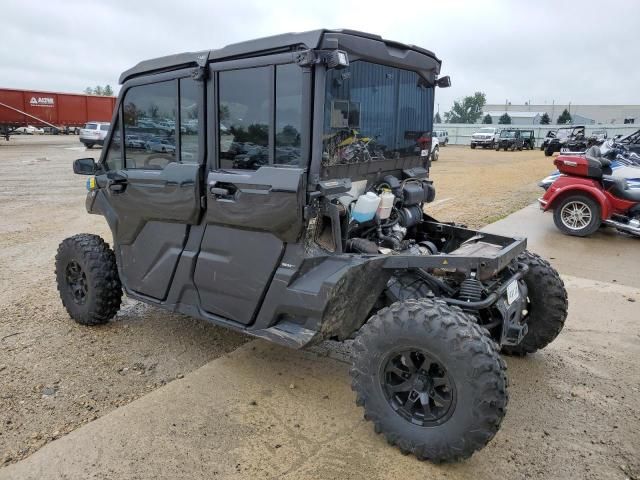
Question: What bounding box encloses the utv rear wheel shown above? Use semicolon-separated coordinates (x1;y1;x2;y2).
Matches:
55;234;122;326
351;299;507;463
553;194;601;236
503;251;568;355
431;145;439;161
544;147;553;156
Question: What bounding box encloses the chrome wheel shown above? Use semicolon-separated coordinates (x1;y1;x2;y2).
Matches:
560;201;592;231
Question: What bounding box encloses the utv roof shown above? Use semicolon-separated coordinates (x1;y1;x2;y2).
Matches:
119;29;441;84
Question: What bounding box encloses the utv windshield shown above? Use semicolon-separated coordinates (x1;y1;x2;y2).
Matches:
500;131;516;138
322;61;433;167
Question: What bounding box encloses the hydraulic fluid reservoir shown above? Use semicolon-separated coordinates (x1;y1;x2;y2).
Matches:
351;192;380;223
376;190;394;220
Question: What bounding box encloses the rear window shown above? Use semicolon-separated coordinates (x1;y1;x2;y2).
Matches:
100;124;110;131
84;123;98;130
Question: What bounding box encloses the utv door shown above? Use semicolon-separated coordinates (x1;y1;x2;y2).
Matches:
95;73;204;301
193;61;308;325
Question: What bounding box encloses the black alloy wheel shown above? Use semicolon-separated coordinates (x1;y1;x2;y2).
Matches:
65;260;88;305
381;349;456;426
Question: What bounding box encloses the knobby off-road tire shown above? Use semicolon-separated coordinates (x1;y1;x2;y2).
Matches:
351;299;507;463
55;234;122;326
502;251;568;356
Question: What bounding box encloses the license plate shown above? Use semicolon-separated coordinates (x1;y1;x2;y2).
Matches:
507;281;519;304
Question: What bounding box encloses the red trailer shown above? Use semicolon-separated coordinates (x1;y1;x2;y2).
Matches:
0;88;116;140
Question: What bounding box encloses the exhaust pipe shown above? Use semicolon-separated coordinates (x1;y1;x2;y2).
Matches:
604;219;640;236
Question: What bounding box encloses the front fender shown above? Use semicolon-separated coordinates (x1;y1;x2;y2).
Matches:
540;176;612;219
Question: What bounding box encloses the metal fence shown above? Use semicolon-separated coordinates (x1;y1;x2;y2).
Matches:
434;123;639;148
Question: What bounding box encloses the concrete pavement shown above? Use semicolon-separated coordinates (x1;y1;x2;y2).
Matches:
484;204;639;288
2;205;639;480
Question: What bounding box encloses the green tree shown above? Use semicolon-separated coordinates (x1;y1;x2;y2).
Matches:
434;112;442;124
443;92;486;124
557;109;572;124
498;113;511;124
482;113;493;124
84;86;94;95
103;85;114;96
540;112;550;125
94;85;104;96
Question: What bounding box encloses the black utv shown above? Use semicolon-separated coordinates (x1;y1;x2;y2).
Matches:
544;125;587;156
495;129;524;151
55;29;568;463
520;129;535;150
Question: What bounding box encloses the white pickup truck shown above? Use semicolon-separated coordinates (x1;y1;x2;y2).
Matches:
470;127;499;149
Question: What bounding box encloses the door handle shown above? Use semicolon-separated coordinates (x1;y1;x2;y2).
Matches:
107;172;128;193
209;182;237;200
210;187;230;197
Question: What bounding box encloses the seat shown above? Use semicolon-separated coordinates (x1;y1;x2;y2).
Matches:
602;175;640;202
585;145;612;168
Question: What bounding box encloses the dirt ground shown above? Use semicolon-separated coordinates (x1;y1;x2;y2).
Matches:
428;144;553;227
0;136;575;468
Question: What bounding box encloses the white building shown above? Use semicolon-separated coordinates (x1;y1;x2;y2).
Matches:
483;104;640;125
481;111;543;125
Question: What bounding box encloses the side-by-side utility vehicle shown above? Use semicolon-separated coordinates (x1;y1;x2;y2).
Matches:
55;30;568;463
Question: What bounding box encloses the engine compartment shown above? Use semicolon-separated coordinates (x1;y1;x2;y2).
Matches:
312;168;477;259
308;169;530;347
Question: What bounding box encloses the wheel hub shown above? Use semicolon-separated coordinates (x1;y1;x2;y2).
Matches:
381;349;456;426
560;201;592;230
65;260;88;305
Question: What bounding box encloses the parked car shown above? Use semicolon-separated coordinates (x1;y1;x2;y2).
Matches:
470;127;499;149
80;122;110;148
433;130;448;146
145;136;176;154
544;125;587;156
126;135;146;149
496;129;523;151
15;125;44;135
520;130;535;150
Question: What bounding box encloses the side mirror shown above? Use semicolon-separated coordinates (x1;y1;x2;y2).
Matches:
73;158;98;175
436;76;451;88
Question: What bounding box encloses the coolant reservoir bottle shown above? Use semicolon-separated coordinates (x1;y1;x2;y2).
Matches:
351;192;380;223
376;190;394;220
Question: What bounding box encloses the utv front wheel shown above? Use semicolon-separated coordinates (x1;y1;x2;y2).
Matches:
351;299;507;463
503;251;568;356
55;234;122;325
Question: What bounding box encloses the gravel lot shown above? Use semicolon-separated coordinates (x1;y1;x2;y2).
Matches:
0;136;574;466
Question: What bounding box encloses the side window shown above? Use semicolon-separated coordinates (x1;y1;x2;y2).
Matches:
123;81;176;170
179;78;200;164
219;67;270;170
103;116;122;171
275;64;303;166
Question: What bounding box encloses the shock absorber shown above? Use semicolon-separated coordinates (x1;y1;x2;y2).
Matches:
458;276;483;302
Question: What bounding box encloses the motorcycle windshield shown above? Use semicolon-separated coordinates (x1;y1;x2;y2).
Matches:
322;60;434;167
